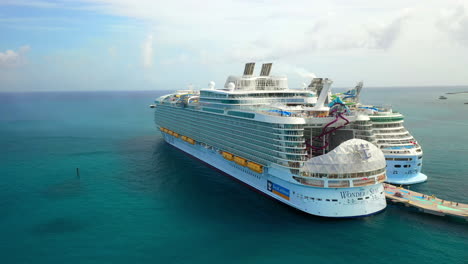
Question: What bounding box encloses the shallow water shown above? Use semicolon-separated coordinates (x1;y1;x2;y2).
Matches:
0;88;467;264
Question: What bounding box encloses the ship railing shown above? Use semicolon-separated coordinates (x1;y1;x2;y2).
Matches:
372;123;404;129
377;139;414;145
258;110;354;118
373;128;407;134
299;168;386;179
293;172;386;188
375;134;412;140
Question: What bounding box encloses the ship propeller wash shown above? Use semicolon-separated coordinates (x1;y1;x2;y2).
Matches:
153;63;387;217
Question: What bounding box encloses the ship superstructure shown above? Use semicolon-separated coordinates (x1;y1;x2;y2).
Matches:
335;84;427;184
153;63;387;217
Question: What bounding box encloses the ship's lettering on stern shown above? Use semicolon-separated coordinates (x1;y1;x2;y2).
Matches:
340;191;365;199
340;187;379;199
268;181;290;200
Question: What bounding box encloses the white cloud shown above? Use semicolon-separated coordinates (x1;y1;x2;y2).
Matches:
436;5;468;46
223;9;411;64
3;0;468;88
142;34;154;68
366;9;412;50
0;45;30;68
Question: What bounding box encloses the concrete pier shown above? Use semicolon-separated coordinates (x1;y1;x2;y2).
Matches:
384;183;468;221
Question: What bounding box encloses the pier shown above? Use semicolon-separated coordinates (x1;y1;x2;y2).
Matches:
384;183;468;221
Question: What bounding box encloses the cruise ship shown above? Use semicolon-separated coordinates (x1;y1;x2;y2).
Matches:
152;63;387;217
335;83;427;184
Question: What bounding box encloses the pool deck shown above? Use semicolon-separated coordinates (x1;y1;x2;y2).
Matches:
384;183;468;221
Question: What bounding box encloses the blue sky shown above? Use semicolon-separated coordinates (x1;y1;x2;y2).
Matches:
1;0;468;91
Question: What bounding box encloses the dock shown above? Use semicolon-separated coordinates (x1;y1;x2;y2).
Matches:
384;183;468;221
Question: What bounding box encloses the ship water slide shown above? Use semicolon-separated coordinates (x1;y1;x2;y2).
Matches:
307;99;350;153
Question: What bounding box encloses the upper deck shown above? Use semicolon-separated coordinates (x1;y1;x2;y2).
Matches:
155;62;352;126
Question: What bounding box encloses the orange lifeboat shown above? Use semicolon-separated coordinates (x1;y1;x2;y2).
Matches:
247;161;263;173
234;156;247;166
222;152;234;161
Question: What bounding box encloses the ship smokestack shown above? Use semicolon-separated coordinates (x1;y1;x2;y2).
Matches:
260;63;272;76
243;62;255;76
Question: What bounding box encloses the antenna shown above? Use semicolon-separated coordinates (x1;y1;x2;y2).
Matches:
243;62;255;76
260;63;272;76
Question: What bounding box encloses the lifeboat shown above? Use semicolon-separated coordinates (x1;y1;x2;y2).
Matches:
247;161;263;173
186;138;195;144
222;152;234;161
234;156;247;166
172;132;179;138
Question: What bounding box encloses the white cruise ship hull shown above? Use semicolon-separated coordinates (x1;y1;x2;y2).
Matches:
162;133;386;218
384;154;427;185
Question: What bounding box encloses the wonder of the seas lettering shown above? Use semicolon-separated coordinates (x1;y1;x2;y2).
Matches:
340;188;378;199
340;191;365;199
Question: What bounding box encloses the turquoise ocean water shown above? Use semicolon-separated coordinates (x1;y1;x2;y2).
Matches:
0;88;467;264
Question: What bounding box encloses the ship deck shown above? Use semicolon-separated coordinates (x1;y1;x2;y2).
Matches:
384;183;468;221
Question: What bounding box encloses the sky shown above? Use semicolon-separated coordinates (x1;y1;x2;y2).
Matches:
1;0;468;91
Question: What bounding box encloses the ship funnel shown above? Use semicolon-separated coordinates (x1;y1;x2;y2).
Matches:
307;78;323;91
260;63;272;76
313;78;333;110
243;62;255;76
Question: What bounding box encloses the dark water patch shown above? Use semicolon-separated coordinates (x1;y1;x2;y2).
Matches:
384;204;468;235
0;191;21;221
114;136;185;191
31;217;86;235
41;179;84;199
68;150;112;157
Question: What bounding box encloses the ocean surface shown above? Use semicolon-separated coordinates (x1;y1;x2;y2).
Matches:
0;87;467;264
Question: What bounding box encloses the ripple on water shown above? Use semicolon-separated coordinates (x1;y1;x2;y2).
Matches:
31;217;86;235
41;179;84;199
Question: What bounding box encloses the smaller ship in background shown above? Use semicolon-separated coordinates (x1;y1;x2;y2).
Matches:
439;96;447;99
334;83;427;185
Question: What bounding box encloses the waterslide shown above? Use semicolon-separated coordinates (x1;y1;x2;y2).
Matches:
308;102;350;151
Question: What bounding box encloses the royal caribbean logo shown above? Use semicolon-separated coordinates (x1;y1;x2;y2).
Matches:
355;143;372;160
267;180;290;200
